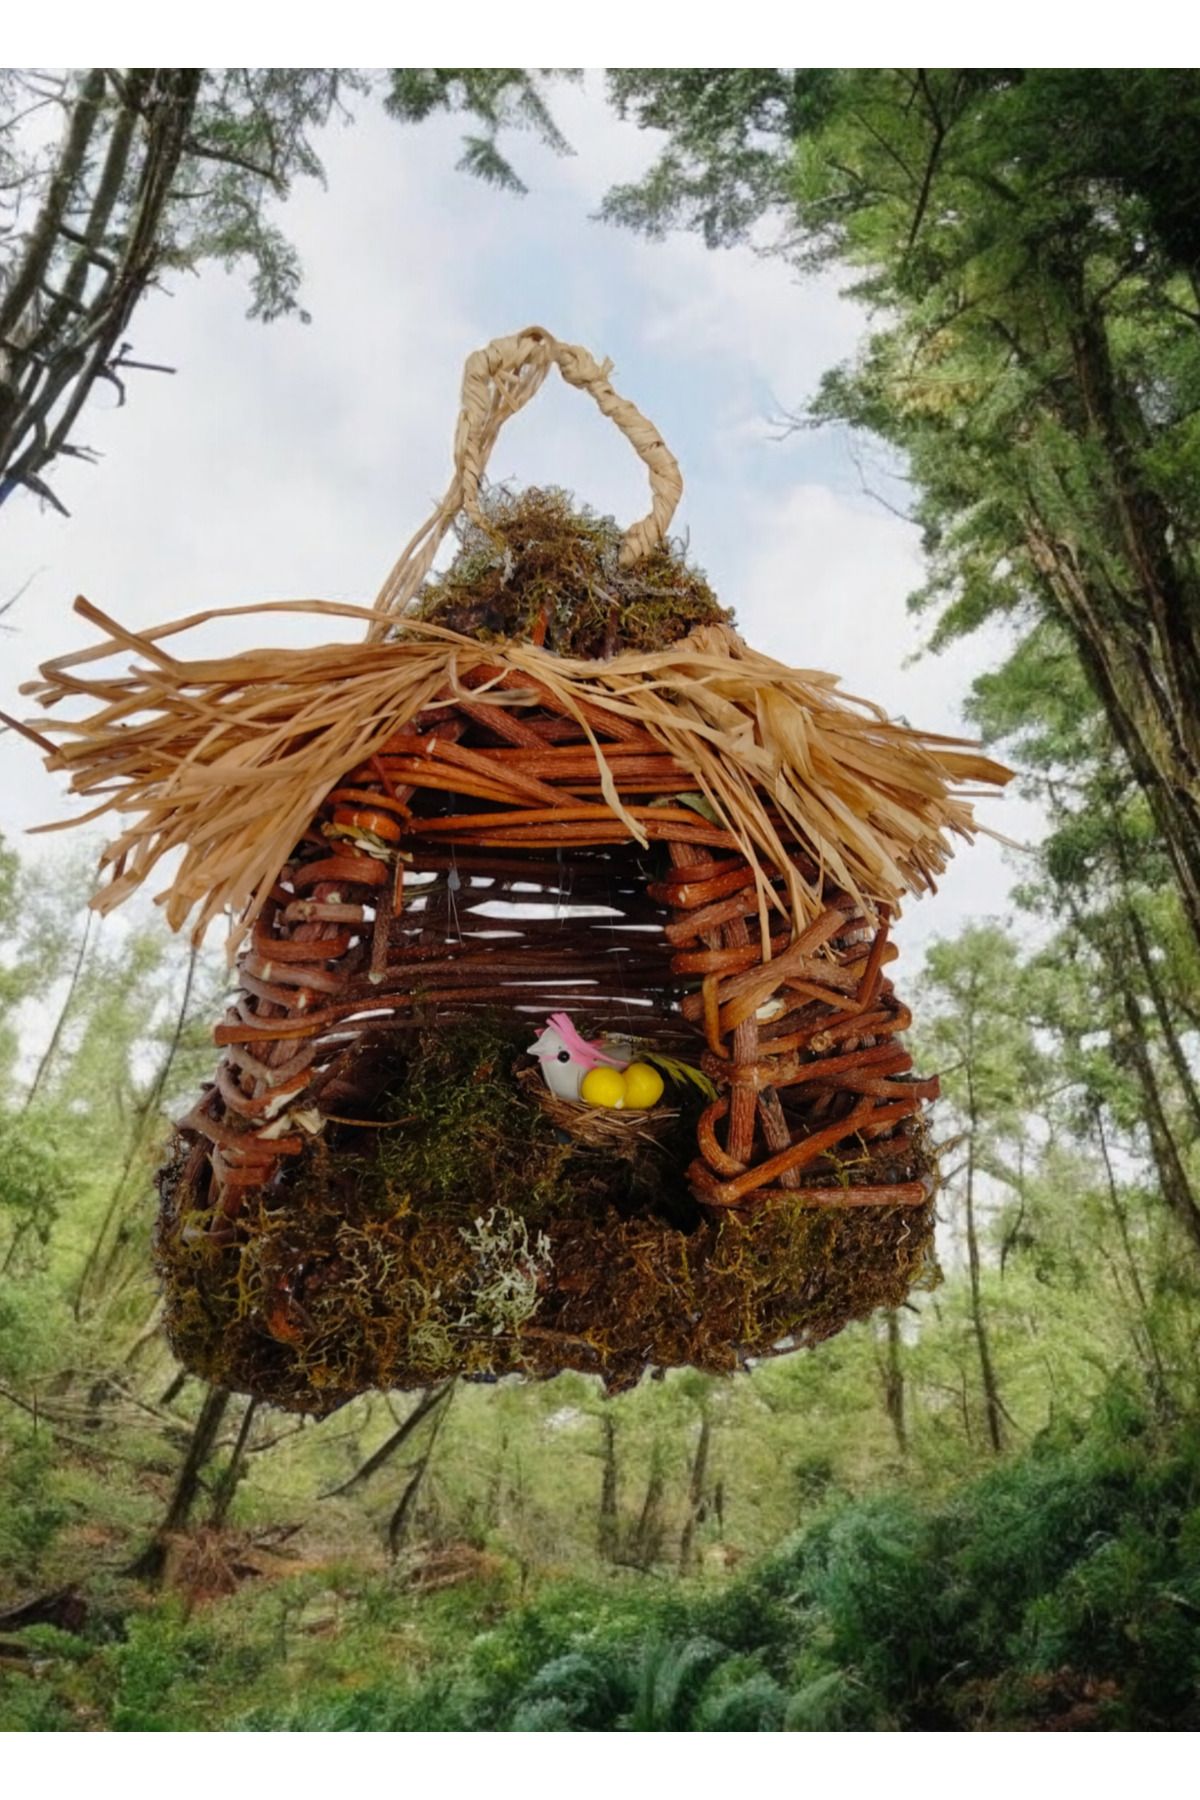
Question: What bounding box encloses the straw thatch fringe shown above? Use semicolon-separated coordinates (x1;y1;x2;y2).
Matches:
12;596;1012;958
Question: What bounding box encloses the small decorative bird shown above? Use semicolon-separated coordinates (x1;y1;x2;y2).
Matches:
528;1012;704;1112
527;1012;629;1100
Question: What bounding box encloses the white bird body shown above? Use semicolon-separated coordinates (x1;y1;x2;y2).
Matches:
527;1013;630;1100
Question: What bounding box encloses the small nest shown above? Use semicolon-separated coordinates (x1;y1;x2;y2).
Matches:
156;1020;940;1417
515;1063;679;1159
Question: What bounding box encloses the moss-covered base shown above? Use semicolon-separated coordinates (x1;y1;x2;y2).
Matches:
409;486;730;656
156;1021;939;1415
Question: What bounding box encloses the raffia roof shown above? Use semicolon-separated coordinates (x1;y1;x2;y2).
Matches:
12;595;1012;957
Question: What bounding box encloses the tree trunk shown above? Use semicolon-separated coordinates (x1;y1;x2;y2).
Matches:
0;1219;33;1275
0;71;106;338
159;1369;189;1409
1068;303;1200;772
22;911;94;1114
1;69;203;509
1024;521;1200;953
1093;1103;1172;1412
1115;983;1200;1255
387;1381;454;1557
484;1428;508;1531
320;1381;453;1498
881;1310;909;1457
1121;900;1200;1140
1016;280;1200;962
596;1413;619;1562
72;944;199;1318
678;1411;712;1572
126;1383;231;1581
964;1115;1006;1454
628;1443;666;1570
208;1398;258;1528
1058;885;1200;1260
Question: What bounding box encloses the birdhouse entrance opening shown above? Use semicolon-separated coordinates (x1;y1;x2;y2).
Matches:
387;836;688;1042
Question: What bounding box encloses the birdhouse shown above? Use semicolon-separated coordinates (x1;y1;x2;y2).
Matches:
17;328;1011;1413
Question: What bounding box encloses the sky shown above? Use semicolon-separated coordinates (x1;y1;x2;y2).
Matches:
0;74;1043;982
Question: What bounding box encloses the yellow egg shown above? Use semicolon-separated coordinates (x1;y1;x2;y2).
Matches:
580;1066;627;1109
620;1062;665;1109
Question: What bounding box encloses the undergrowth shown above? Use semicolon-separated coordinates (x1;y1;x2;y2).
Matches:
4;1382;1197;1731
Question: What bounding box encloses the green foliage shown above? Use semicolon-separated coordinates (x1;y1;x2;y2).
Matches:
0;1274;71;1383
0;1437;69;1576
385;70;578;195
590;68;1200;954
0;1677;76;1731
220;1395;1200;1733
105;1607;224;1732
621;1634;727;1730
783;1669;874;1731
692;1668;788;1731
0;723;1198;1732
0;69;377;505
242;1683;460;1732
4;72;1200;1737
0;1112;76;1258
508;1648;631;1731
601;71;814;247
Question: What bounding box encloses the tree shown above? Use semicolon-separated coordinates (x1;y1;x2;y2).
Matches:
384;69;577;194
968;616;1200;1261
0;67;368;513
125;1382;232;1582
595;1411;620;1561
70;940;203;1317
595;71;1200;954
917;925;1046;1451
877;1310;909;1460
0;1110;76;1273
0;834;97;1088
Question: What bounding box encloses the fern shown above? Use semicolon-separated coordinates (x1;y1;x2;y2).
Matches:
508;1649;631;1732
783;1670;865;1731
693;1671;788;1731
622;1636;729;1731
508;1695;584;1732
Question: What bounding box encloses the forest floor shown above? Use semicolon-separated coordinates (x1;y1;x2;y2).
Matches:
2;1377;1198;1732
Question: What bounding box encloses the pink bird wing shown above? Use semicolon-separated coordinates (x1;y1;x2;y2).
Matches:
545;1011;625;1069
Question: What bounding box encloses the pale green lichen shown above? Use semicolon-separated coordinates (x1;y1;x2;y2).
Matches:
457;1206;552;1337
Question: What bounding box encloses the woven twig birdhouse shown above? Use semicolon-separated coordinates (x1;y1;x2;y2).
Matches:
16;327;1011;1413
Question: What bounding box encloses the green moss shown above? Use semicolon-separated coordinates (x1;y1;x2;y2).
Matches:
409;487;730;657
366;1018;577;1220
156;1018;937;1415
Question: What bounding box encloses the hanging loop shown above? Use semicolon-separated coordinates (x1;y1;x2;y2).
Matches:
367;326;683;639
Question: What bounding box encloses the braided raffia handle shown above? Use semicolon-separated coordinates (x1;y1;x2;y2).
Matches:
367;325;683;640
